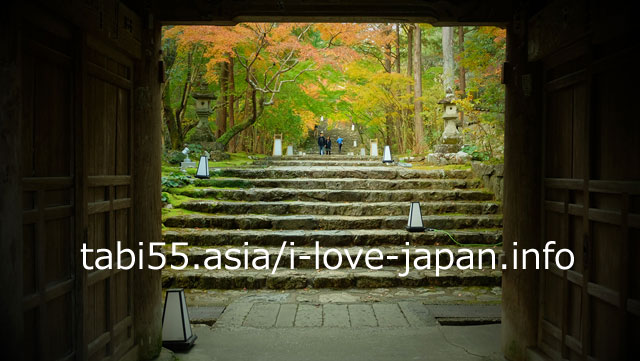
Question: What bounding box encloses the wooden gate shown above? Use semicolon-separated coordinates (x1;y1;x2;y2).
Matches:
21;5;140;360
534;7;640;360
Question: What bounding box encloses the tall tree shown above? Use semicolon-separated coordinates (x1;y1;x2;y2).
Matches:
215;61;229;138
457;26;466;97
227;55;236;152
442;27;455;93
412;24;424;152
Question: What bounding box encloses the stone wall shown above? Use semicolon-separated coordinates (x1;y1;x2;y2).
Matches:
471;162;504;201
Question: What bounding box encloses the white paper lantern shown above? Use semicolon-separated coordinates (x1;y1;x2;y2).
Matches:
162;289;197;350
382;145;393;163
195;155;209;179
406;202;425;232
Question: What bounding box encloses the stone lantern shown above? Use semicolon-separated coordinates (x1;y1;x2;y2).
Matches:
426;88;470;165
435;87;462;153
188;91;216;142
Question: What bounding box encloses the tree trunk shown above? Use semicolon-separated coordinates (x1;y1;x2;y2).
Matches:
227;56;236;152
412;24;424;153
458;26;466;127
384;41;393;147
457;26;466;97
216;88;258;147
442;27;455;93
216;62;228;138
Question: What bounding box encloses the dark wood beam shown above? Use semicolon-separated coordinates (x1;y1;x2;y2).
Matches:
149;0;512;26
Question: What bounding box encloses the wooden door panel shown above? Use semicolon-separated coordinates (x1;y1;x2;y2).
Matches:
539;37;640;360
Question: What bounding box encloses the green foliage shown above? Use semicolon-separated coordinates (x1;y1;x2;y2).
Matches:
164;150;186;165
461;144;490;161
161;172;192;191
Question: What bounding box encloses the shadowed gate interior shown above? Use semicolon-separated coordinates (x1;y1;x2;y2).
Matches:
0;1;637;360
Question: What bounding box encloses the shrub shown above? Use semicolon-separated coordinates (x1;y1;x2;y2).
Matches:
165;150;186;165
161;172;192;191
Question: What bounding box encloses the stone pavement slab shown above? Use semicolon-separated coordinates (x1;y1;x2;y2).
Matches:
372;303;409;327
176;324;504;361
322;304;350;327
242;303;279;328
294;304;323;327
275;303;297;328
348;304;378;327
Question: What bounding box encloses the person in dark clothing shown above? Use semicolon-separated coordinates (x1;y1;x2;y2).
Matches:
326;136;332;155
318;132;326;155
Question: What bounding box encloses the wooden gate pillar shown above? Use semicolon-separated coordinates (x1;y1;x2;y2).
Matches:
502;8;543;361
0;5;23;359
133;14;163;361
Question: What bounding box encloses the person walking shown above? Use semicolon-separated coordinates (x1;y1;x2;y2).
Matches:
326;136;332;155
318;131;326;155
336;137;343;153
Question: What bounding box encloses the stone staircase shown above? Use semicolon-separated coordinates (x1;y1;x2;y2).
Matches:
161;157;503;291
303;119;363;154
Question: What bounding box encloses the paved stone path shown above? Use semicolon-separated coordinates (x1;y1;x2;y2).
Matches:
173;298;504;361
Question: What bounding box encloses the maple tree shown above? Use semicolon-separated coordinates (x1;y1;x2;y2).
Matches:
160;23;506;159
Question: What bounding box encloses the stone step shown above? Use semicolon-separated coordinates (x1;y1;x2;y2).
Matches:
180;200;501;216
162;228;503;247
269;155;377;161
161;266;502;290
162;245;504;269
193;177;482;190
257;160;388;167
163;214;503;230
211;166;472;180
179;188;494;202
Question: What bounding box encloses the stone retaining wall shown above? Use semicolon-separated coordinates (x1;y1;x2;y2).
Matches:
471;162;504;201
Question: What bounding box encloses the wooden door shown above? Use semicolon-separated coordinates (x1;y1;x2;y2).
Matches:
83;36;136;361
21;17;77;361
20;7;138;361
537;34;640;361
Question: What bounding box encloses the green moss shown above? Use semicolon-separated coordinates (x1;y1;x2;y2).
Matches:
163;192;196;207
412;164;472;171
194;178;253;188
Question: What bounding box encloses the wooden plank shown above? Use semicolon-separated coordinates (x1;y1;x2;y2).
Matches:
87;331;111;357
627;298;640;316
22;176;73;190
87;175;131;186
619;193;630;356
23;204;73;224
589;180;640;195
565;334;582;355
566;270;583;286
587;282;619;308
588;208;621;226
544;178;583;190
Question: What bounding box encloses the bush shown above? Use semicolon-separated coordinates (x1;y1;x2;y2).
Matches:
165;150;186;165
461;144;490;161
161;172;192;191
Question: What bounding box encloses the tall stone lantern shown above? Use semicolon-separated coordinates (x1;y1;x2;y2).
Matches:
435;88;462;153
427;88;470;165
188;91;216;142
